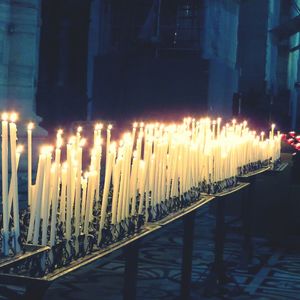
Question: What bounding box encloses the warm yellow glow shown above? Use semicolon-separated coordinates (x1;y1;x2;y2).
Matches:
77;126;83;133
108;124;113;130
109;142;116;152
41;145;53;155
133;122;138;128
95;123;103;130
10;112;18;123
68;136;76;144
1;112;8;121
16;144;24;153
56;138;63;149
27;122;34;130
79;138;87;147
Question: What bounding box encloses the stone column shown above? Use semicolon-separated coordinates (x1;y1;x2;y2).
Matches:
0;0;46;136
0;0;11;105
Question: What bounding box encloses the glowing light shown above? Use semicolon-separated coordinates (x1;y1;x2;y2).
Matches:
10;112;18;123
79;138;87;147
1;112;8;121
16;145;24;153
95;123;103;130
27;122;34;130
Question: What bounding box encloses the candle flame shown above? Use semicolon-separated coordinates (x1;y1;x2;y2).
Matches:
10;112;18;123
95;123;103;130
41;145;53;154
27;122;34;130
1;112;9;121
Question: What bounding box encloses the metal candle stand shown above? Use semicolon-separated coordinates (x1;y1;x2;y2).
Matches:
0;161;287;299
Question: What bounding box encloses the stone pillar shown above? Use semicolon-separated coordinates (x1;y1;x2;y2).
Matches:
0;0;46;136
202;0;240;116
0;0;11;105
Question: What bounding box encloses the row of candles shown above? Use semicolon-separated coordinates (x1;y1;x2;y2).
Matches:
1;114;281;255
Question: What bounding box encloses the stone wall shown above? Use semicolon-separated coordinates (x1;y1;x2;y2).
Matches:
0;0;45;135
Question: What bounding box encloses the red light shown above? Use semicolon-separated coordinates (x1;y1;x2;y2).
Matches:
289;131;296;137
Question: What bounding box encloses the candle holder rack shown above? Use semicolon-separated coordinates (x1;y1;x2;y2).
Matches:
238;159;271;176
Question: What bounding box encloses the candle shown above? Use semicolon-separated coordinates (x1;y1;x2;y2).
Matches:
66;144;72;240
8;145;23;215
33;153;46;244
9;113;21;252
41;146;52;246
74;146;82;237
1;112;9;255
81;175;88;221
49;155;60;246
60;162;67;223
98;142;116;243
27;122;34;206
111;154;122;225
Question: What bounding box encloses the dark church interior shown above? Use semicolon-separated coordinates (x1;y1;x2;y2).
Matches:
0;0;300;299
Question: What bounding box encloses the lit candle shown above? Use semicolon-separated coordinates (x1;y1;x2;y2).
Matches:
41;146;52;246
74;146;83;237
27;122;34;206
1;112;9;255
60;162;68;223
9;113;20;252
66;143;72;240
98;142;116;243
81;175;88;221
111;153;122;225
32;153;46;244
8;145;23;215
49;154;60;247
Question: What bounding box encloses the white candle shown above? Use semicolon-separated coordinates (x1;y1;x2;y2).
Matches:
8;145;22;215
1;112;9;255
33;153;46;244
98;143;115;243
111;155;122;225
9;113;20;252
41;147;52;246
81;175;88;221
27;122;34;206
49;156;60;246
74;147;82;236
66;144;72;240
59;163;67;223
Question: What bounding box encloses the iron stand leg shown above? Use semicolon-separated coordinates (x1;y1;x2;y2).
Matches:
180;211;196;300
214;197;227;284
241;177;255;267
123;240;140;300
203;198;228;296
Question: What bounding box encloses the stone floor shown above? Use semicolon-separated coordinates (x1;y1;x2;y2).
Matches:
39;155;300;300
